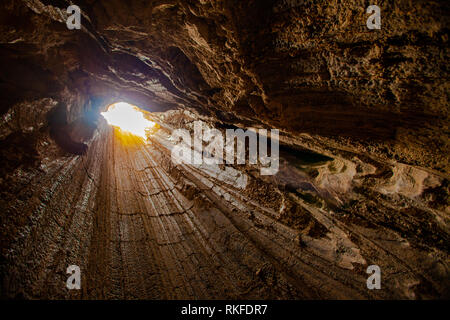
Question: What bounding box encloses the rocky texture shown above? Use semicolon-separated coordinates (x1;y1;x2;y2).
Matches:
0;0;449;299
1;119;447;299
1;0;449;170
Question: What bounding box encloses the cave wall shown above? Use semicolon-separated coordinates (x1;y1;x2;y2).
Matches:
1;0;448;170
0;0;449;299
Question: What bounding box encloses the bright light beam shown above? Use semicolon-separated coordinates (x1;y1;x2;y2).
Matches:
100;102;155;139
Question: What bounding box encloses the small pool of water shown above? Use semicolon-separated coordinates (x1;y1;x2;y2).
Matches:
279;144;333;168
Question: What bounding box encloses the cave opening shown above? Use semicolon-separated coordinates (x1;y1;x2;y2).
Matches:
0;0;448;301
100;102;158;140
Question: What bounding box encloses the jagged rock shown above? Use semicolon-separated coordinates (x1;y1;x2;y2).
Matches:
0;0;448;299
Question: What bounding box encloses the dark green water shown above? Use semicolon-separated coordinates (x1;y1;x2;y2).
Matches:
279;144;333;168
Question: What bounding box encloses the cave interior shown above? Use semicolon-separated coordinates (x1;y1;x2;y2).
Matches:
0;0;449;299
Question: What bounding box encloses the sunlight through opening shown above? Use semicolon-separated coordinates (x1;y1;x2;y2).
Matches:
100;102;156;139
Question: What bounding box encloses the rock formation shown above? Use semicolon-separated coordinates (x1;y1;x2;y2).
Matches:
0;0;448;299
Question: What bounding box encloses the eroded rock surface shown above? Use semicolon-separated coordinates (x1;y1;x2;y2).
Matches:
0;0;449;299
